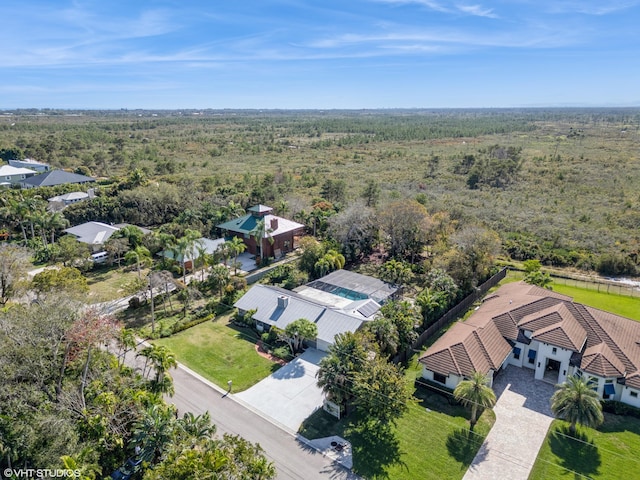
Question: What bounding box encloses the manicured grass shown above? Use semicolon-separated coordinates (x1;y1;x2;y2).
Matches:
502;270;640;322
551;283;640;322
299;361;494;480
529;415;640;480
153;314;279;391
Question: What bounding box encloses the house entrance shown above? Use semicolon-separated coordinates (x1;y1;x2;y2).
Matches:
544;358;561;383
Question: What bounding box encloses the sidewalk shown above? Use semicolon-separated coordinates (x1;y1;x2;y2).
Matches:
463;366;555;480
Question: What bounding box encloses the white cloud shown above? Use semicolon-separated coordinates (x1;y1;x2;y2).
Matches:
456;4;498;18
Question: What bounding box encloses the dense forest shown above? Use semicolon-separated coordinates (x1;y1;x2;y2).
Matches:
1;108;640;274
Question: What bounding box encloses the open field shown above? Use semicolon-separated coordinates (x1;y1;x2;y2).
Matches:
86;265;150;303
152;313;279;391
2;109;640;267
299;360;494;479
529;416;640;480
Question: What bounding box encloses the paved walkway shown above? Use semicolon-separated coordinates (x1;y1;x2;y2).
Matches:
235;348;327;433
463;366;556;480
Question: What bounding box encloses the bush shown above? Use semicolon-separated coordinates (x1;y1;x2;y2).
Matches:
272;346;292;361
602;400;640;419
172;314;214;334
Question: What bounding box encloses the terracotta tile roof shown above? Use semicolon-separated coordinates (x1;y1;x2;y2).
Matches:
419;321;511;378
581;343;626;377
626;373;640;390
519;303;587;352
421;281;640;387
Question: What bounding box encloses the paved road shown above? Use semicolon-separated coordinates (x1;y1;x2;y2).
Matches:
126;345;359;480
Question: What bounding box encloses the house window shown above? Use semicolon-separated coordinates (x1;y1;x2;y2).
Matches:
631;391;638;398
513;347;521;360
603;383;615;399
528;349;536;364
433;373;447;384
552;347;557;354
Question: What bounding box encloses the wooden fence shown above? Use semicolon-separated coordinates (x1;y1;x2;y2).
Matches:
393;267;507;364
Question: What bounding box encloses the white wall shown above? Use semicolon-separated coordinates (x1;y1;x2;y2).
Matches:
535;342;573;383
421;367;462;390
507;342;526;368
621;386;640;408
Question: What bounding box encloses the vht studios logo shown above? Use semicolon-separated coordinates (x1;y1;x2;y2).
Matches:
3;469;80;479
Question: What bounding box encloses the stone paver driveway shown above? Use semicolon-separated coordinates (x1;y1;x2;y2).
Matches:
234;348;326;433
463;365;556;480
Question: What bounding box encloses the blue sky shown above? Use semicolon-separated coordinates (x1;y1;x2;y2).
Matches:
1;0;638;109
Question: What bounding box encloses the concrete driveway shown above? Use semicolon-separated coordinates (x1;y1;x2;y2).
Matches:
235;348;326;433
463;365;555;480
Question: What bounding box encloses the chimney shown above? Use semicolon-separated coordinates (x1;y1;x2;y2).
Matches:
277;295;289;309
270;218;278;231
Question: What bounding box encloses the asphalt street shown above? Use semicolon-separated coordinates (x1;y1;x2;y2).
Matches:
125;345;360;480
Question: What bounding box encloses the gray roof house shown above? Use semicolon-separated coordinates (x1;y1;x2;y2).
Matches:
235;284;377;351
0;165;37;186
8;158;50;172
48;190;93;207
64;221;120;251
21;170;95;188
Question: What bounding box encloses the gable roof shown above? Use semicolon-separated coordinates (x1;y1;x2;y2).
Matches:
21;170;95;187
421;281;640;383
0;165;36;176
64;221;119;245
306;269;398;304
234;284;365;346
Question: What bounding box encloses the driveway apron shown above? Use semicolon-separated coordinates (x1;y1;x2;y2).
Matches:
463;365;556;480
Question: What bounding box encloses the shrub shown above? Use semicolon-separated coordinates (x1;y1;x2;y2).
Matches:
272;346;292;361
602;400;640;419
172;314;213;334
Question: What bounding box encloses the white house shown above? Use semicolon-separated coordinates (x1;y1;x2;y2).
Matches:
0;165;37;186
419;282;640;407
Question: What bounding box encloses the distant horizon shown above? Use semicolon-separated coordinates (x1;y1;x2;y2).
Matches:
1;1;639;110
2;105;640;112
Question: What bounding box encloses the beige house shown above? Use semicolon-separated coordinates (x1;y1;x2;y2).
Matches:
419;281;640;408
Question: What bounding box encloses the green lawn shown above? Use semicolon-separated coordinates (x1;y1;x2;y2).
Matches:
529;415;640;480
502;270;640;322
153;314;279;392
551;283;640;322
299;363;494;480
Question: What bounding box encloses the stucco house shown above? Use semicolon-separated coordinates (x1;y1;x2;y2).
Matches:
419;281;640;408
217;205;304;260
0;165;37;186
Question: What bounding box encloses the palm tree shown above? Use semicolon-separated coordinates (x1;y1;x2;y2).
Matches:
208;264;230;299
249;219;274;261
551;375;604;435
131;404;175;463
227;236;247;274
453;371;497;431
172;229;202;284
124;245;152;279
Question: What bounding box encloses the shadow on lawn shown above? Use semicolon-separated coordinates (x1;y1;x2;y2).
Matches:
446;428;484;467
347;421;405;479
549;425;601;479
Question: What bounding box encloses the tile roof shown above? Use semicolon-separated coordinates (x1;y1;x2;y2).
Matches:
420;281;640;385
419;320;512;377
